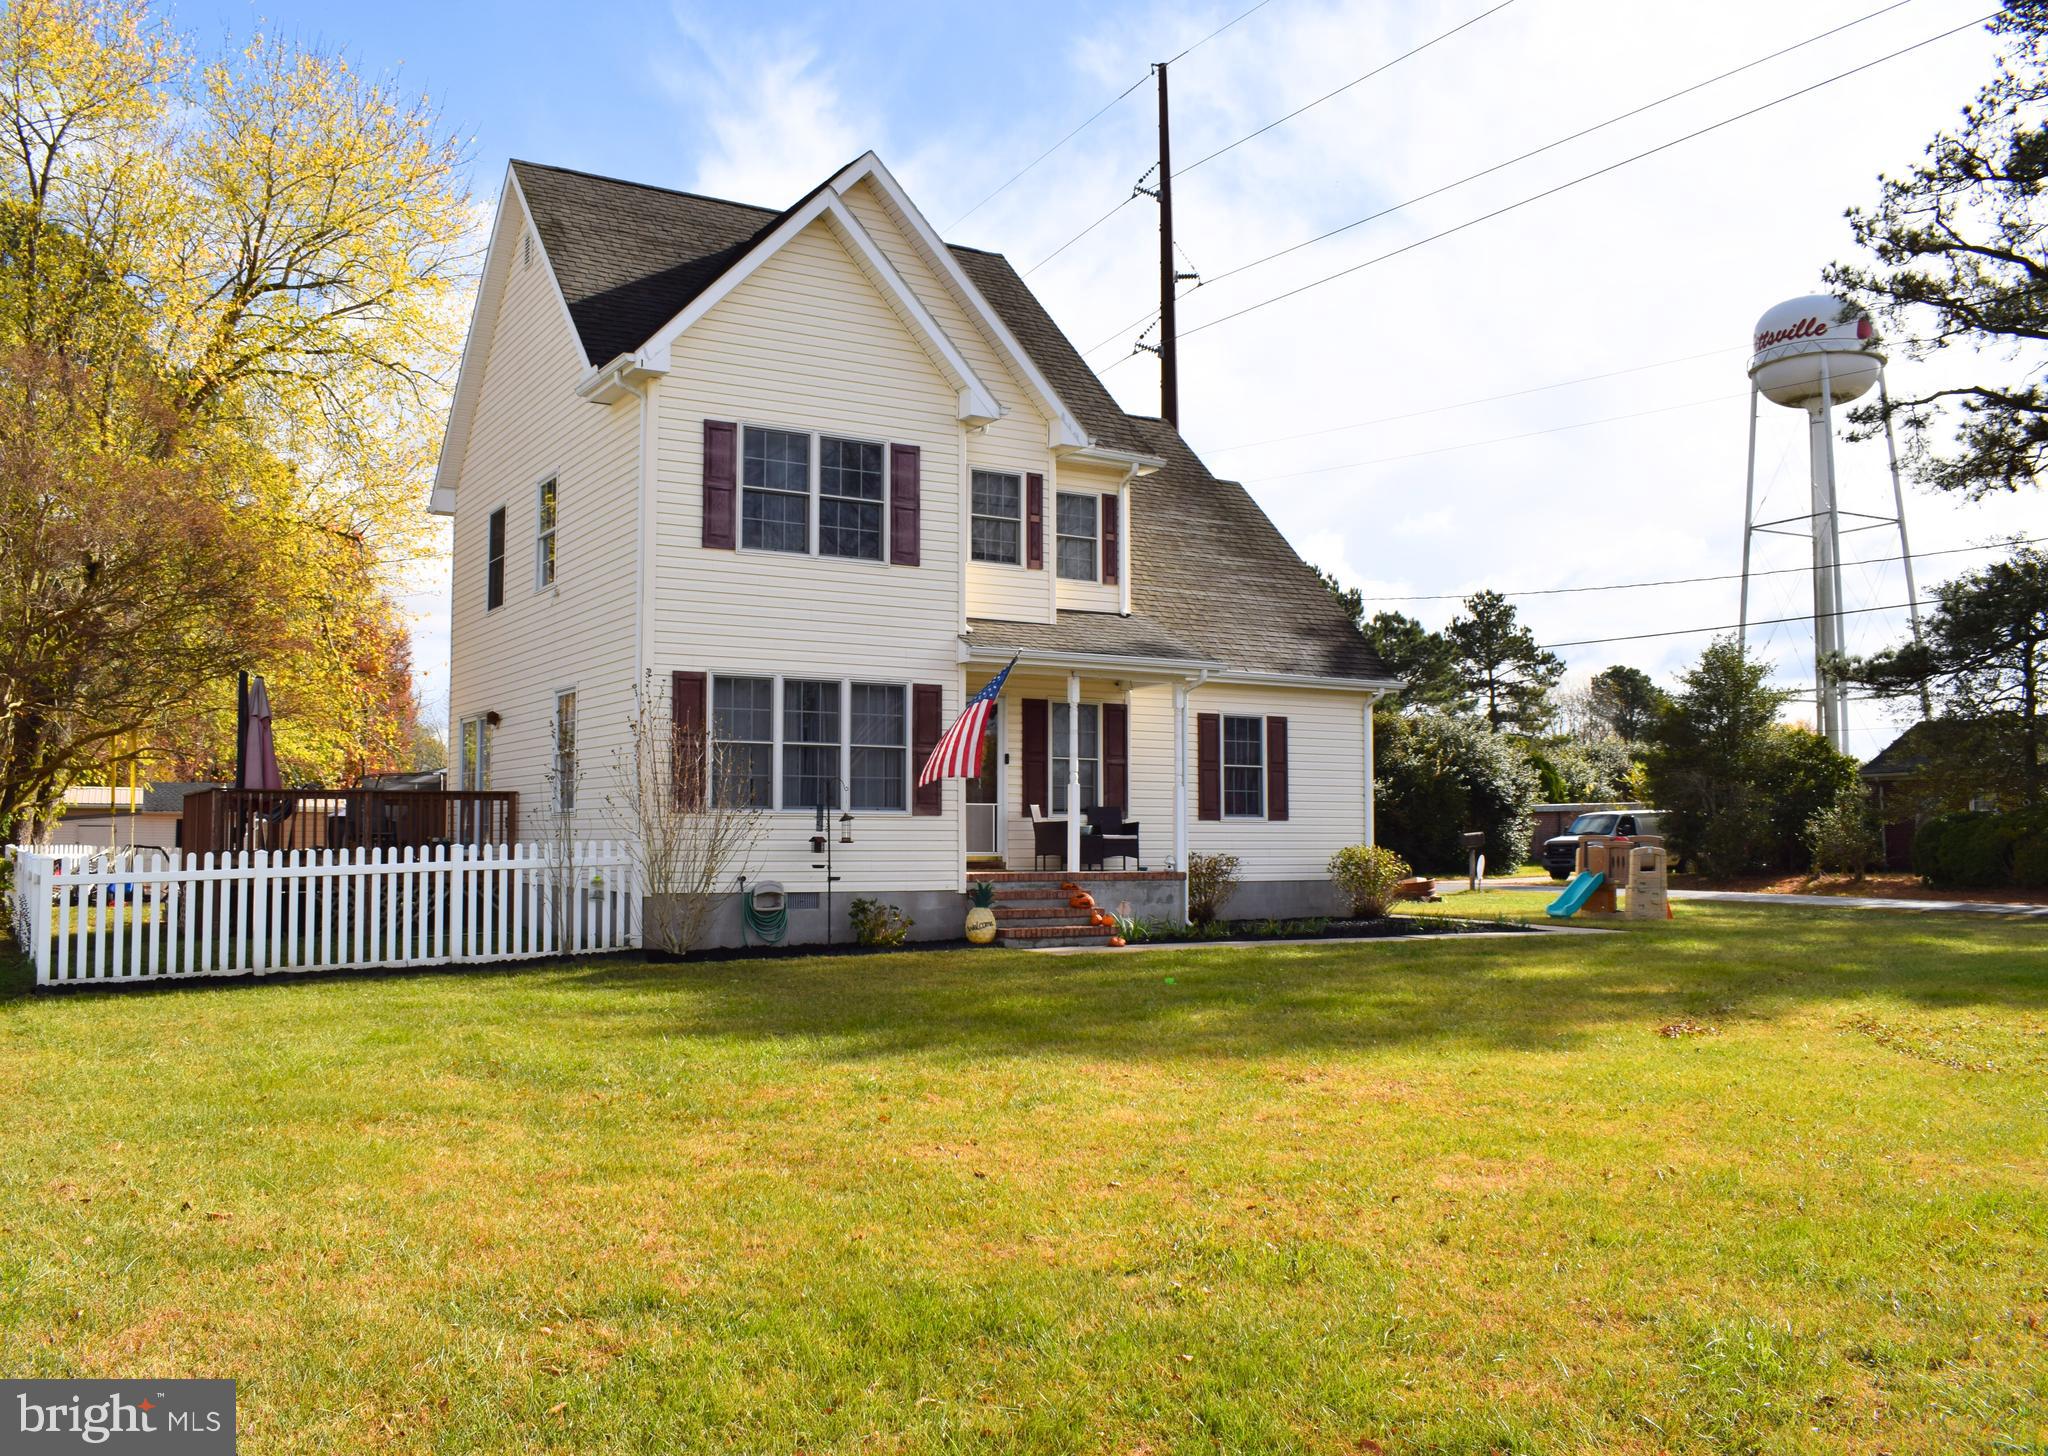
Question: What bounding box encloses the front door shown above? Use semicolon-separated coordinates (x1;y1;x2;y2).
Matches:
965;716;1001;857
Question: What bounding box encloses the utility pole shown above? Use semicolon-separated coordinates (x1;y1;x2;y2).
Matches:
1155;60;1178;427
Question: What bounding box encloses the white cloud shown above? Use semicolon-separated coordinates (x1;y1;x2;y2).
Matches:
653;14;878;203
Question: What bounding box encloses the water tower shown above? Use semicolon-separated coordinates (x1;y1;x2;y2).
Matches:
1740;294;1924;752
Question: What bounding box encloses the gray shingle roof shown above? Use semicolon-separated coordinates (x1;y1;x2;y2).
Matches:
965;612;1214;664
506;159;1391;684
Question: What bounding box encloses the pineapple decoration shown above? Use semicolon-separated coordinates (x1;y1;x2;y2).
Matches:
965;879;999;945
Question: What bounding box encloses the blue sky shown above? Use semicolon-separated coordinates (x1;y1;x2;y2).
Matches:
200;0;2048;760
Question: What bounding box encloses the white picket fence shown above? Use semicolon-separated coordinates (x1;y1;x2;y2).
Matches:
8;842;639;987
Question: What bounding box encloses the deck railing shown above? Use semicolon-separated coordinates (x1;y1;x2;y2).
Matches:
180;789;517;858
10;842;637;987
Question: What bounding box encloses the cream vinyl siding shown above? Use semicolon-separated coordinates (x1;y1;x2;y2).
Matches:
840;181;1057;628
1127;681;1371;881
447;198;639;836
650;213;965;894
1053;459;1124;614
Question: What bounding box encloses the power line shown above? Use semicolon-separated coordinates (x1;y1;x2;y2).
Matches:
1199;346;1741;455
1166;0;1283;65
1025;0;1517;276
1101;12;1995;370
1084;0;1922;357
1173;0;1522;176
1541;598;1932;651
1361;537;2043;604
946;75;1150;232
1243;393;1747;480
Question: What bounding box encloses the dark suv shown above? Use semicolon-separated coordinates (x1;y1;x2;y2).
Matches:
1543;810;1666;880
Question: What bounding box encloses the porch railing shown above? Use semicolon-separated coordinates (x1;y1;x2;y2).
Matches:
181;789;517;858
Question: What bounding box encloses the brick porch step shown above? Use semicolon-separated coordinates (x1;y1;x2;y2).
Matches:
996;922;1114;948
993;903;1087;921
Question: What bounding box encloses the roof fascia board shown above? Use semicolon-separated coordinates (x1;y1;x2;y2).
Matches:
958;641;1225;677
1055;443;1167;473
1206;670;1408;693
637;188;1001;423
431;167;589;513
831;153;1091;451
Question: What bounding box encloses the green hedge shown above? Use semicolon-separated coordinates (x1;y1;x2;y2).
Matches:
1913;809;2048;889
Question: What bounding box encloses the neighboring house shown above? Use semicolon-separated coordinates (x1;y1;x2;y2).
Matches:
434;152;1399;942
1860;719;2001;870
47;782;226;851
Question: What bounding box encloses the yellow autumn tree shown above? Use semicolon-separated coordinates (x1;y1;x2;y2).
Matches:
0;0;470;835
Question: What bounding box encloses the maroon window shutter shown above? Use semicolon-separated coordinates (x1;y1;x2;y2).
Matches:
1025;473;1044;569
672;670;707;807
912;683;943;815
1101;495;1119;586
1197;712;1221;821
1266;716;1289;821
890;444;922;567
1102;702;1129;810
1021;698;1049;815
702;420;737;550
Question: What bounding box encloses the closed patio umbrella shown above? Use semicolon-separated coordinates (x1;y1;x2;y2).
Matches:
242;675;282;791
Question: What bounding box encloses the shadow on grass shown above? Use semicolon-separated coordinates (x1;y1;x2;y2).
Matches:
549;906;2048;1065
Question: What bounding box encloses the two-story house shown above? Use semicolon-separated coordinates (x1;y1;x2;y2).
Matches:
434;152;1397;943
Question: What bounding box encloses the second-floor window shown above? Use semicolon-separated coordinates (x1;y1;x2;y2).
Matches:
486;507;506;610
819;436;884;560
742;426;811;553
971;470;1022;565
1056;492;1098;581
535;476;558;589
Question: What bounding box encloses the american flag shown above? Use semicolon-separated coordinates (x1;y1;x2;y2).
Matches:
918;655;1018;787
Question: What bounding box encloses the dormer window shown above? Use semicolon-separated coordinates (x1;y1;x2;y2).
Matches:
971;470;1021;565
1056;491;1098;581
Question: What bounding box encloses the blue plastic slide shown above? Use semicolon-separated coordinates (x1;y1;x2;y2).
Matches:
1546;870;1605;918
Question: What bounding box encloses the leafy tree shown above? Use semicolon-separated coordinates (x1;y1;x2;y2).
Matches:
1445;590;1563;733
1839;546;2048;808
1644;640;1791;875
1362;611;1467;712
1317;568;1365;632
1827;9;2048;497
1589;665;1669;743
0;0;469;833
1759;724;1863;870
1374;709;1537;873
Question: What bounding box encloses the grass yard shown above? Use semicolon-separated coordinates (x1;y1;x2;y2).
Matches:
1;902;2044;1453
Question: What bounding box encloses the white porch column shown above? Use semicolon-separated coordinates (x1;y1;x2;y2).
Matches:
1363;694;1378;848
1172;682;1190;870
1065;671;1082;873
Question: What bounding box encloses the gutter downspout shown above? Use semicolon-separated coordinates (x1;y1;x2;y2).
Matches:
1363;690;1385;849
1117;463;1137;618
625;373;656;696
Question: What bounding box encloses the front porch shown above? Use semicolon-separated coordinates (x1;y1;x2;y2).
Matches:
960;649;1215;879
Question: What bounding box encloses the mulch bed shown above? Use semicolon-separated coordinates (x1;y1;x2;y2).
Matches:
1668;873;2048;905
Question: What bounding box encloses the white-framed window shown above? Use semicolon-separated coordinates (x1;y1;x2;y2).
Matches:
534;476;558;589
553;689;577;811
741;426;811;554
782;678;841;810
708;674;913;812
458;714;492;790
1056;491;1098;582
850;683;906;811
486;506;506;611
712;676;774;807
971;470;1022;565
1051;702;1100;816
1223;715;1264;818
819;436;885;561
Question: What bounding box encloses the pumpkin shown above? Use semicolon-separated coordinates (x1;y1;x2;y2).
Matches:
1069;893;1095;911
1107;936;1126;948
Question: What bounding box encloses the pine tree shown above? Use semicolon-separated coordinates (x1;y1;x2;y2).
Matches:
1445;590;1562;733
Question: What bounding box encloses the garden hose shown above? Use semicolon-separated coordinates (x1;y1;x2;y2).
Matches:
742;888;788;945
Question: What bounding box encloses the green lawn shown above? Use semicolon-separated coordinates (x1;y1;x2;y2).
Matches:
1;904;2044;1454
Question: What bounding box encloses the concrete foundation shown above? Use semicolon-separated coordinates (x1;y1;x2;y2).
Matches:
648;886;970;951
1215;878;1346;921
